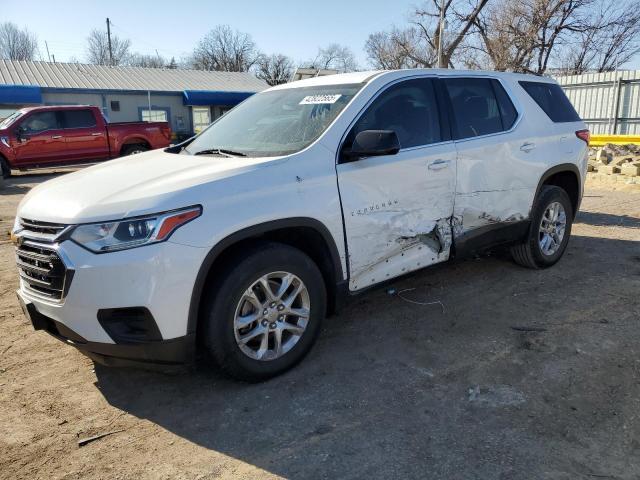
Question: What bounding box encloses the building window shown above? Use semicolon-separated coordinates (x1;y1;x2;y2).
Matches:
141;109;168;122
110;100;120;111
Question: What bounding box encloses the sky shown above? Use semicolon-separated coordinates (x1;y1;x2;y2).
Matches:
2;0;417;67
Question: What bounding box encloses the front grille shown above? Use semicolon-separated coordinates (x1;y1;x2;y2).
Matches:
19;218;68;236
16;243;70;301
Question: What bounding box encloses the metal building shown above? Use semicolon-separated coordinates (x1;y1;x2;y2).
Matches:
0;60;268;139
556;70;640;135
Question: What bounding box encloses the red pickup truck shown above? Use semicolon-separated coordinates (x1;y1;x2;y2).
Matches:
0;105;171;177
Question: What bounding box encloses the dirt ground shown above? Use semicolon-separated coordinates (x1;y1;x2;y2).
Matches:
1;171;639;480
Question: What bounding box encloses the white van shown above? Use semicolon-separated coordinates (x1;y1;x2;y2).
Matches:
13;69;589;381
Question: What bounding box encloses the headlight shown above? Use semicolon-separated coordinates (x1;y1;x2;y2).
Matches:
70;206;201;253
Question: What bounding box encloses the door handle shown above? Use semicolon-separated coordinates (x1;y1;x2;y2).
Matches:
91;132;103;136
428;159;450;170
51;135;62;139
520;142;536;152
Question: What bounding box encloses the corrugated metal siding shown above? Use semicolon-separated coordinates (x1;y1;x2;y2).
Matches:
0;60;268;93
556;70;640;135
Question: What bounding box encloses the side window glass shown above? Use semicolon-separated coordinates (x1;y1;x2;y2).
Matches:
19;112;59;134
345;78;441;153
444;78;503;139
492;80;518;130
62;110;96;129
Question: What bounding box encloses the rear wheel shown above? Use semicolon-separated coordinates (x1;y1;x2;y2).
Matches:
202;243;326;382
121;144;149;156
511;185;573;269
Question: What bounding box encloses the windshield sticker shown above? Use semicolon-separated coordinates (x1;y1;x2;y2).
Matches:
299;94;342;105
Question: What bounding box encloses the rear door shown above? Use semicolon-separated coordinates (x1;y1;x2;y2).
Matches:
441;76;537;248
12;111;66;166
60;109;109;161
336;77;456;291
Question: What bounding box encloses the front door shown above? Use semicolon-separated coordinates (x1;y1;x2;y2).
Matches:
12;110;66;167
336;78;456;291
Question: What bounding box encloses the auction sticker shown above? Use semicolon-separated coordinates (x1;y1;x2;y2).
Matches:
299;94;342;105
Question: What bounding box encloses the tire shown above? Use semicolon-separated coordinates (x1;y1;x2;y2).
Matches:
511;185;574;269
202;242;327;382
121;144;149;156
0;157;10;179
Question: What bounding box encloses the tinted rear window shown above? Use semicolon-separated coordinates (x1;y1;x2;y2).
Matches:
61;109;97;129
519;81;580;123
444;78;506;139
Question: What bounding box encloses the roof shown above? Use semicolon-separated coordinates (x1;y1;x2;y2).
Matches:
271;68;551;91
0;60;268;93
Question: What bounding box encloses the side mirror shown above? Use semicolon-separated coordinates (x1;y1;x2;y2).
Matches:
348;130;400;159
15;125;27;140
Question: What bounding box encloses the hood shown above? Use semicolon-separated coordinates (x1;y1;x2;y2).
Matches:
17;149;279;224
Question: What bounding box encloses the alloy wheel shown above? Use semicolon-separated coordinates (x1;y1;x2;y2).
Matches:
233;271;310;361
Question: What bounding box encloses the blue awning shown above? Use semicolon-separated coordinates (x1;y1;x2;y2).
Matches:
183;90;255;106
0;85;42;104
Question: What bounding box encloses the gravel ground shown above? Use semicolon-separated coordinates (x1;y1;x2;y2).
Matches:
0;172;639;480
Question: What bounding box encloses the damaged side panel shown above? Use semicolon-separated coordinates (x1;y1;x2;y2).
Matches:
452;188;534;237
336;144;457;291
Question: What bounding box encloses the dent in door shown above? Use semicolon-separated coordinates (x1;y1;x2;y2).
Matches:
347;196;453;290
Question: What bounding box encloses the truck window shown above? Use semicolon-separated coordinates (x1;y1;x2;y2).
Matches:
519;81;581;123
345;78;441;151
444;78;506;139
19;111;60;133
61;109;97;129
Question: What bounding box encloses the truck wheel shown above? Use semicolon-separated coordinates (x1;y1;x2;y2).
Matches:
202;243;326;382
122;144;148;156
0;158;10;179
510;185;573;269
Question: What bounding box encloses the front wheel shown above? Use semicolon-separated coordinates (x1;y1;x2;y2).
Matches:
202;243;326;382
510;185;574;269
0;158;10;179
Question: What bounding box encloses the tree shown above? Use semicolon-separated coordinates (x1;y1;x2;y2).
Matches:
364;0;490;69
365;30;422;69
561;1;640;73
306;44;358;72
473;0;592;74
0;22;38;61
167;57;178;69
256;54;294;85
127;53;166;68
86;28;131;66
191;25;260;71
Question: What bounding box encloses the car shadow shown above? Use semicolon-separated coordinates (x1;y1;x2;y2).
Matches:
576;210;640;228
94;233;640;478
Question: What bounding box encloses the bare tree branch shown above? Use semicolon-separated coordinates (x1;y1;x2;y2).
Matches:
0;22;38;61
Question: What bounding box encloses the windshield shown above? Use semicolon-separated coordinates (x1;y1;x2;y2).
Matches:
0;110;24;129
185;83;363;157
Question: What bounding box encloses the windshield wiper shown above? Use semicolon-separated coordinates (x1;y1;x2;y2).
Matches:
192;148;246;157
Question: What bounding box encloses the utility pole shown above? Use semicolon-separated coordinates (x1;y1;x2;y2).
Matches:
106;17;114;66
45;41;51;62
437;0;445;68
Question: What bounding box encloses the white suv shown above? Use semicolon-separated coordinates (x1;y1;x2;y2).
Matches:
13;69;588;381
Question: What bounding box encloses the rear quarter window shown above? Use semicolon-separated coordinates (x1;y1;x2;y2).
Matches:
519;81;581;123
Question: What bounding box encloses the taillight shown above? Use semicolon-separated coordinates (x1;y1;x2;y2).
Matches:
575;129;590;145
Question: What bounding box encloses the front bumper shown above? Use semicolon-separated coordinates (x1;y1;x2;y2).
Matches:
18;290;195;367
16;239;208;366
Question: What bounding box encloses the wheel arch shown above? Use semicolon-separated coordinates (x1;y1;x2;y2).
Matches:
118;136;151;155
186;217;346;339
534;163;582;219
